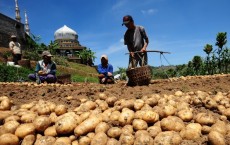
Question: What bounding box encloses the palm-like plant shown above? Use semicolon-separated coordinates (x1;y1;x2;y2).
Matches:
192;56;203;75
48;41;59;55
203;44;213;74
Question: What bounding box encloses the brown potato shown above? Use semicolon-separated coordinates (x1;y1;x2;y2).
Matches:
15;123;36;138
21;134;36;145
0;133;19;145
107;127;122;138
91;132;108;145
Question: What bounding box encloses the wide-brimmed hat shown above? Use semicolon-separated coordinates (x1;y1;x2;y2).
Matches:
42;51;53;57
101;54;108;61
122;15;134;26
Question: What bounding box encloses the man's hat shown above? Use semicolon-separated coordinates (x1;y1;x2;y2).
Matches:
101;54;108;61
42;51;53;57
122;15;134;26
11;35;17;38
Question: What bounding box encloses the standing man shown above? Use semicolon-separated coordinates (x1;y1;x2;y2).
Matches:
9;35;22;65
97;54;114;84
122;15;149;69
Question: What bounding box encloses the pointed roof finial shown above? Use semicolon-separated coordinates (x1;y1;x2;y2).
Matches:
25;10;30;35
15;0;21;22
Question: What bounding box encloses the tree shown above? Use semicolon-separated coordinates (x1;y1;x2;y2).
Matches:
192;56;203;75
215;32;227;73
77;48;96;66
48;41;59;55
203;44;213;74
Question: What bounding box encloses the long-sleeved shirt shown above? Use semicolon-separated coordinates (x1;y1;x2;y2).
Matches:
35;60;57;75
97;63;113;77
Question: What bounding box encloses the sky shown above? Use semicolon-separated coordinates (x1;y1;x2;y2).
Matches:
1;0;230;71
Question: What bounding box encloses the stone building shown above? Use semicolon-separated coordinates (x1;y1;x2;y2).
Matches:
54;25;86;63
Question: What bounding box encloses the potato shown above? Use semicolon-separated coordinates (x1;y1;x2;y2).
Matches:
20;102;36;110
163;105;176;116
132;119;148;130
91;132;108;145
15;123;36;138
2;120;20;134
208;131;226;145
210;120;227;135
180;123;202;140
195;113;215;126
118;108;134;126
0;111;13;122
203;97;218;109
21;112;37;123
154;131;182;145
54;137;71;145
98;93;107;100
21;134;36;145
141;110;159;123
74;101;96;113
74;114;102;137
95;122;110;134
134;133;154;145
44;126;57;136
121;125;134;134
147;126;162;138
106;138;120;145
79;112;91;122
101;108;113;122
160;116;185;132
49;112;58;123
110;110;121;121
0;133;19;145
134;99;145;110
0;97;12;110
4;115;20;122
78;136;91;145
201;125;211;134
134;130;149;138
37;104;51;115
144;97;158;107
72;140;79;145
34;136;56;145
33;116;51;132
55;115;79;135
95;100;109;111
107;127;122;138
177;109;193;122
119;133;134;145
55;104;67;116
106;96;118;107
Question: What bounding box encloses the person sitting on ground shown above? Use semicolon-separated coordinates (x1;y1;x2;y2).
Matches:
97;54;114;84
28;51;57;83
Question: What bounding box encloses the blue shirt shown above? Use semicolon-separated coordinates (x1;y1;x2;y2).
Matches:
97;63;113;78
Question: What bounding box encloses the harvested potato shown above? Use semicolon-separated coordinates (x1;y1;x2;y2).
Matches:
106;138;120;145
110;110;121;121
55;104;67;116
91;132;108;145
106;96;118;107
55;115;79;135
107;127;122;138
119;133;134;145
21;112;37;123
33;116;51;132
74;114;102;137
0;133;19;145
44;126;57;137
208;131;226;145
95;122;110;133
15;123;36;138
210;120;227;135
34;136;56;145
96;100;109;111
132;119;148;130
160;116;185;132
78;136;91;145
118;108;135;126
195;113;215;126
134;132;154;145
180;123;202;140
134;99;145;110
147;126;162;138
2;120;20;134
121;125;134;134
154;131;182;145
54;137;71;145
177;109;193;122
21;134;36;145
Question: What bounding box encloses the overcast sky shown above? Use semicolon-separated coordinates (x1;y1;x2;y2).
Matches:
1;0;229;71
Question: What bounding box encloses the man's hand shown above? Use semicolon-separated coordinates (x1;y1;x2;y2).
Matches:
101;78;106;83
108;72;113;76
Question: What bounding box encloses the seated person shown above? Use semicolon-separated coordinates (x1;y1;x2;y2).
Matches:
28;51;57;83
97;54;114;84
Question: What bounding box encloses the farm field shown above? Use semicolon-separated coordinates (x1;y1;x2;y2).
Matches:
0;74;230;144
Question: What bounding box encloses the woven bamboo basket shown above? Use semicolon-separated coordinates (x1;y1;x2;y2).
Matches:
57;74;71;84
126;65;152;86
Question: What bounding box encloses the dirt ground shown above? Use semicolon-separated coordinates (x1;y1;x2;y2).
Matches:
0;74;230;144
1;74;229;109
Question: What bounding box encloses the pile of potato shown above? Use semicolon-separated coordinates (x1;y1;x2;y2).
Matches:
0;90;230;145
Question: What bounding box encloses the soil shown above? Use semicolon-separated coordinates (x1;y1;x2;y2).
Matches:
1;74;229;109
0;74;230;144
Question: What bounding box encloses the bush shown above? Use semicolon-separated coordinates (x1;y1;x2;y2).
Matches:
0;64;34;82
